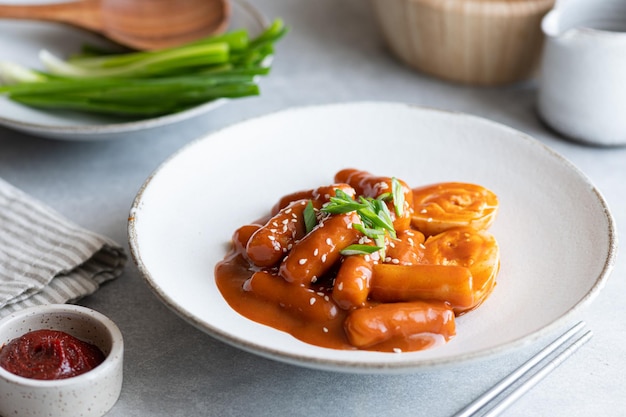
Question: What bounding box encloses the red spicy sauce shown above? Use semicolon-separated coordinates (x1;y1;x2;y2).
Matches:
0;329;105;380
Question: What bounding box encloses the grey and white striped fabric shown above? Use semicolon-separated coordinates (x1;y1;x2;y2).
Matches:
0;178;126;318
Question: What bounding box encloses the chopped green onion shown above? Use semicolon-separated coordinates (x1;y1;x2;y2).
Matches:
376;192;392;201
303;200;317;234
353;223;385;239
321;187;398;256
323;189;363;214
358;197;396;238
391;177;405;217
340;244;382;256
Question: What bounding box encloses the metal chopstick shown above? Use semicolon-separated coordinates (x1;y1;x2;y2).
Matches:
453;321;591;417
480;329;592;417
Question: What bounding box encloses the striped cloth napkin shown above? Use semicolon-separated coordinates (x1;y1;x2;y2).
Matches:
0;178;126;318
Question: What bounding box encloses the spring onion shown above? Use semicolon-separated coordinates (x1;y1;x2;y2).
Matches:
321;188;400;258
0;19;287;117
340;244;382;256
322;189;396;238
303;200;317;234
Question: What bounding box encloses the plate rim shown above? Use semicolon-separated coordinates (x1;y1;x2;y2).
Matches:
127;101;618;373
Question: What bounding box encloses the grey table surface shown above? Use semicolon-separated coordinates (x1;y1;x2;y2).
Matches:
1;0;625;416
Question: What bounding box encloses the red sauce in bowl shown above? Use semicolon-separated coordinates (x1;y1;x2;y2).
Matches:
0;329;105;380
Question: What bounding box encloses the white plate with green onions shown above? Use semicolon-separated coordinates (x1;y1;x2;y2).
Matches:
0;0;274;141
128;102;616;373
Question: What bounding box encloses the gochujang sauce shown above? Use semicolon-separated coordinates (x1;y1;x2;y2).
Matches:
0;329;106;380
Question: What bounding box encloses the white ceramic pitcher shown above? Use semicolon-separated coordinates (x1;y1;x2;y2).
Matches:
537;0;626;146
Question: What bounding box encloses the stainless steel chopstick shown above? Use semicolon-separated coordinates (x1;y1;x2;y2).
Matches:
452;321;590;417
480;329;592;417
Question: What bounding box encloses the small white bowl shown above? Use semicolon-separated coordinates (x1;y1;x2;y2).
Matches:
0;304;124;417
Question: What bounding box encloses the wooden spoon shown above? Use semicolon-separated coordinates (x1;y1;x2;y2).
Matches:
0;0;231;50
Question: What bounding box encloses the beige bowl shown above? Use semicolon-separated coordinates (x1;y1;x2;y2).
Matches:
371;0;555;85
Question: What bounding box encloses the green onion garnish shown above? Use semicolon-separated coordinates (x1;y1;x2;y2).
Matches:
303;200;317;234
340;244;382;256
321;187;399;258
391;177;405;217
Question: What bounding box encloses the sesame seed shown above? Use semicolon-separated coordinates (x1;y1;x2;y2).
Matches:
427;217;433;222
313;248;319;256
310;298;316;305
323;327;329;333
326;238;332;245
268;236;275;241
299;259;307;265
420;209;427;214
385;257;392;262
311;276;318;283
337;282;344;291
282;219;289;225
272;221;279;227
292;213;298;219
284;208;292;214
391;258;400;264
419;243;426;250
321;254;327;263
393;348;402;353
389;241;396;248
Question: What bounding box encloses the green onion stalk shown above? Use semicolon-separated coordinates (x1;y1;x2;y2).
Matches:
0;19;287;117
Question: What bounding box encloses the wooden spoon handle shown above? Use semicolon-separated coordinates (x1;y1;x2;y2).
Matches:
0;0;103;31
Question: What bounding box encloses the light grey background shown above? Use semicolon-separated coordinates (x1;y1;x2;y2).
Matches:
1;0;624;416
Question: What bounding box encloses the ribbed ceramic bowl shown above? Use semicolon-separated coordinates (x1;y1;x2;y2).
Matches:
0;304;124;417
371;0;555;85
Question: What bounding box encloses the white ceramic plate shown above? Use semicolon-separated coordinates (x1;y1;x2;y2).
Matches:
0;0;267;141
128;102;617;373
